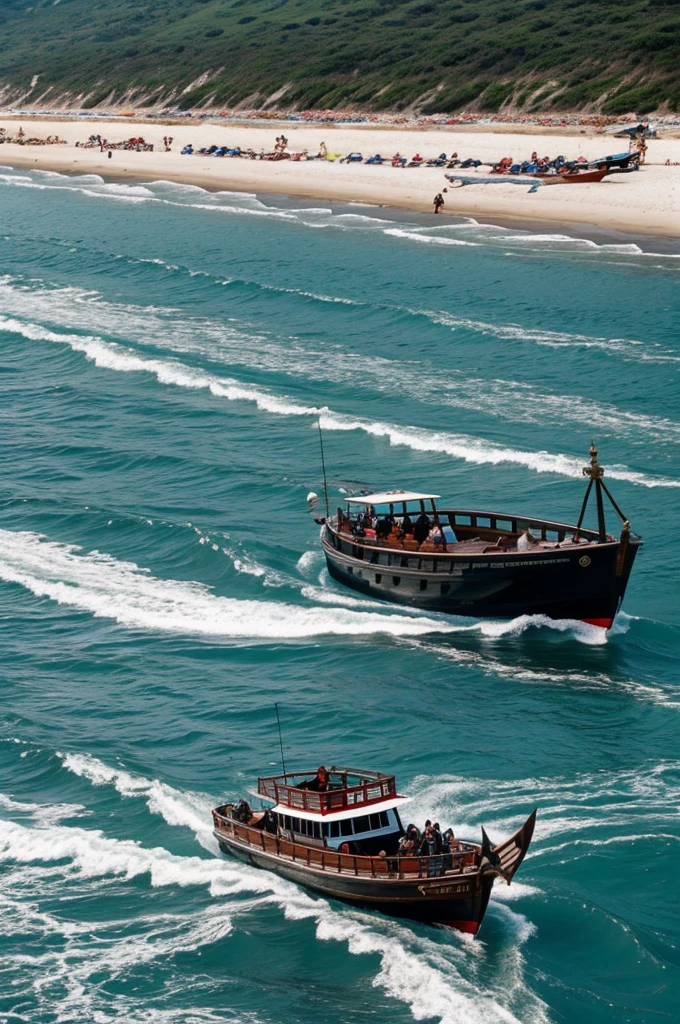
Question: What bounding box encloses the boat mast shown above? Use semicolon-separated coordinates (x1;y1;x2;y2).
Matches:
317;421;330;520
575;443;631;545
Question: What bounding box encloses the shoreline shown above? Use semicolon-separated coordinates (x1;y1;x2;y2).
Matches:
2;117;680;239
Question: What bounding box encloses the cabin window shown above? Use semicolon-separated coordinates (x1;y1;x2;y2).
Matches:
401;556;408;568
419;579;428;591
340;819;353;836
321;822;329;838
292;818;300;832
354;815;371;834
379;811;389;828
457;515;471;526
369;813;382;830
330;821;340;838
440;583;450;595
312;821;321;839
284;815;291;830
375;573;382;584
392;576;400;586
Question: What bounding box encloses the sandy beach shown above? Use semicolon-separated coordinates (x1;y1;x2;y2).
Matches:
2;116;680;237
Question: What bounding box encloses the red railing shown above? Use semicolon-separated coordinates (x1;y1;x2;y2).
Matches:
212;810;477;880
258;771;397;815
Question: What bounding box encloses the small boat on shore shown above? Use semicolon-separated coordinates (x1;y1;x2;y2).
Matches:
315;445;641;629
213;765;536;935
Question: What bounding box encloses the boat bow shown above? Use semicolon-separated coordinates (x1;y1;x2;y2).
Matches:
480;808;537;883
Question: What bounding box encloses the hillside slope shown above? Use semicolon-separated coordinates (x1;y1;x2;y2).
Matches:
0;0;678;114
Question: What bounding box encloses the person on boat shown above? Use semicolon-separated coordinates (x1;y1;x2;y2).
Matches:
428;521;444;547
441;828;457;867
398;833;415;855
413;513;431;545
517;529;539;551
262;808;277;834
233;799;252;823
431;823;442;853
376;514;394;540
305;765;330;792
360;509;373;530
400;512;414;538
419;825;437;856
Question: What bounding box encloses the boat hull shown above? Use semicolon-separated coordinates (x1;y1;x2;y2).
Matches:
215;832;493;933
322;526;641;629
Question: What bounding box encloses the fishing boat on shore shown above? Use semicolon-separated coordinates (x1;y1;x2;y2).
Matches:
314;445;641;629
212;765;536;934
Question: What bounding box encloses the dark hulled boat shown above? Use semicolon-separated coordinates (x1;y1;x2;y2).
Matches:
212;766;536;935
317;446;641;629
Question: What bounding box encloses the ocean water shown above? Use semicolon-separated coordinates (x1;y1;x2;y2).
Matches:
0;165;679;1024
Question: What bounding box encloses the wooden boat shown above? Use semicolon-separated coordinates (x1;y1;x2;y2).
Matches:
212;765;536;935
536;167;609;184
317;446;641;630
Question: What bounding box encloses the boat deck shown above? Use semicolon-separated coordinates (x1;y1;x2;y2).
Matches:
213;808;479;881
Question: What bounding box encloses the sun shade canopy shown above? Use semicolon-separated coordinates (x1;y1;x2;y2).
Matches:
344;491;440;506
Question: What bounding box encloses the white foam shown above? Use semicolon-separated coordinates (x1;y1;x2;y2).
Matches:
2;811;546;1024
0;528;480;641
383;227;480;247
4;309;675;490
59;752;215;850
318;411;679;489
421;308;680;364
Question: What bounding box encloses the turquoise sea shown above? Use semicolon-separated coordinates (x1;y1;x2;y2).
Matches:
0;165;679;1024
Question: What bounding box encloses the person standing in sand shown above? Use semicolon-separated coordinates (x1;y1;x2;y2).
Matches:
433;192;444;214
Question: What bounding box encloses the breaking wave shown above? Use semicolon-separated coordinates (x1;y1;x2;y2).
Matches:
1;307;677;488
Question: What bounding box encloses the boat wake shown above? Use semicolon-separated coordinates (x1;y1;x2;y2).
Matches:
0;528;614;646
0;746;549;1024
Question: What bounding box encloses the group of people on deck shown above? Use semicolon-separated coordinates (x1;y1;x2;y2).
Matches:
340;506;447;550
398;820;458;857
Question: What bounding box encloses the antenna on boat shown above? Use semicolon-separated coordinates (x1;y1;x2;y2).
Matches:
274;702;287;777
317;420;330;520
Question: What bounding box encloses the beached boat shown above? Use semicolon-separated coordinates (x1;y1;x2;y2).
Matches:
316;446;641;629
536;167;609;184
212;766;536;934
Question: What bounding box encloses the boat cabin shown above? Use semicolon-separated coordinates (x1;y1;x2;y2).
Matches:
255;767;408;855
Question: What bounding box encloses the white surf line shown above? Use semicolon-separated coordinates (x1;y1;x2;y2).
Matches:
2;314;678;490
2;268;677;442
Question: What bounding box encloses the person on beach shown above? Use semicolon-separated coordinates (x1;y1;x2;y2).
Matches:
433;192;445;214
637;136;648;164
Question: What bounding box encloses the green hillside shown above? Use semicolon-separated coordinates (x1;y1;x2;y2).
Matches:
0;0;678;114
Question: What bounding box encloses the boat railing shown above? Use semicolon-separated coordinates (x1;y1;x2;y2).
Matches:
212;809;477;880
257;770;397;814
327;508;607;552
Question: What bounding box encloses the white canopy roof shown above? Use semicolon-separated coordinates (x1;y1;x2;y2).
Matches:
345;491;440;506
272;795;411;822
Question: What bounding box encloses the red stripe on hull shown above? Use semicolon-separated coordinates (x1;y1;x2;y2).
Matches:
442;920;480;935
580;617;614;630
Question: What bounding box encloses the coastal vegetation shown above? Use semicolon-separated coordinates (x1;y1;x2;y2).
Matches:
0;0;678;113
